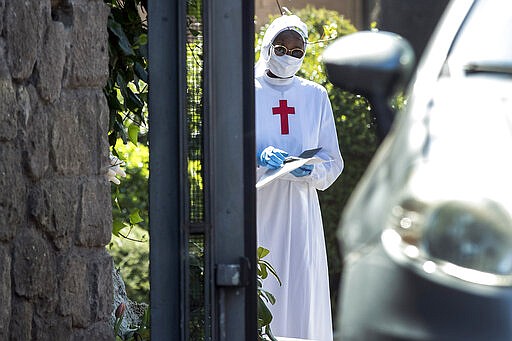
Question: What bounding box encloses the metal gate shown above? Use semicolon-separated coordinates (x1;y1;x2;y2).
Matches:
149;0;256;340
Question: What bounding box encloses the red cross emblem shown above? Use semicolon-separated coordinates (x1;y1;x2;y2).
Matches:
272;99;295;135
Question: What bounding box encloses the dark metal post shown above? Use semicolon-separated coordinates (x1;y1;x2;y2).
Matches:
242;2;257;340
206;0;256;340
148;0;185;339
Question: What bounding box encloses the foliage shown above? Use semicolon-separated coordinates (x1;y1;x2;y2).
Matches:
257;6;380;320
257;247;281;341
186;3;206;222
104;0;148;150
109;141;150;304
189;240;205;340
104;0;150;306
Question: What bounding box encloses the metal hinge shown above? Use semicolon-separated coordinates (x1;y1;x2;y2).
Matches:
216;257;250;287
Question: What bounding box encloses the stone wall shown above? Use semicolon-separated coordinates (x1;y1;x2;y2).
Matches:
0;0;113;339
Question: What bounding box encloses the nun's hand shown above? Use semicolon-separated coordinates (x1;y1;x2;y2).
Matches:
290;164;313;177
258;146;289;169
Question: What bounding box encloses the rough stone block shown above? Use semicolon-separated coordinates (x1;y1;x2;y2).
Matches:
5;0;49;80
96;91;110;176
72;321;114;341
9;296;33;340
28;185;51;232
0;39;16;142
64;0;109;88
52;178;78;248
0;1;5;34
50;90;81;175
0;39;10;80
59;254;89;328
13;229;56;299
0;142;23;241
51;89;110;176
16;84;30;127
78;178;112;247
78;90;110;175
0;79;17;141
37;21;67;103
88;250;113;322
22;86;50;180
33;313;72;341
29;179;79;250
0;244;10;339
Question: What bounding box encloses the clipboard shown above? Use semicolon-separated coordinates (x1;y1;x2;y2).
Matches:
256;147;323;189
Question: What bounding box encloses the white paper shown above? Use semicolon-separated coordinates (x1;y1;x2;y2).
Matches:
256;156;325;189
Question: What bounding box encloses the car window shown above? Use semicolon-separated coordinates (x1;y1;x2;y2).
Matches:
447;0;512;74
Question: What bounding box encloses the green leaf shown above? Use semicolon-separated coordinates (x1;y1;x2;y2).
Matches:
261;260;282;286
134;62;148;83
108;131;118;147
126;88;144;110
112;219;125;237
257;246;270;260
129;210;144;225
263;291;276;305
257;296;273;327
116;73;128;99
259;263;268;280
114;120;128;144
136;33;148;46
108;18;135;56
106;91;124;112
189;28;200;37
142;306;150;326
128;124;139;145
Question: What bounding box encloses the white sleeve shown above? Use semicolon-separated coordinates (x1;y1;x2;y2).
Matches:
308;90;344;190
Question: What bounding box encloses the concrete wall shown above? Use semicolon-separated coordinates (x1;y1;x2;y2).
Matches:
0;0;113;339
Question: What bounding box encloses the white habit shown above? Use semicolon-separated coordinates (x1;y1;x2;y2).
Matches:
256;70;344;341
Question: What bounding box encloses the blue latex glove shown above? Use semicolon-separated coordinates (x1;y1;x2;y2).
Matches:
259;146;289;169
290;164;314;177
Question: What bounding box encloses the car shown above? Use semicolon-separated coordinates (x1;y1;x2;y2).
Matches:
322;0;512;340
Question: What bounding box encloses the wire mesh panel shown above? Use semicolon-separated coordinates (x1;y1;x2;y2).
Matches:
189;235;206;339
186;0;207;339
186;0;205;224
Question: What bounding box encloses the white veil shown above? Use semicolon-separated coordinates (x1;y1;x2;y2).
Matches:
254;15;308;77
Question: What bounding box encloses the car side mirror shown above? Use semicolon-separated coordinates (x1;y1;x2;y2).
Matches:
322;31;415;140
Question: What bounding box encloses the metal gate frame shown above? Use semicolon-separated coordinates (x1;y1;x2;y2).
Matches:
148;0;256;339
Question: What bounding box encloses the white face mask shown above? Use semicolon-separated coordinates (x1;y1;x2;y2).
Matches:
267;48;304;78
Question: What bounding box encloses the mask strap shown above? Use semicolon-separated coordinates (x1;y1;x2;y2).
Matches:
263;45;272;62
